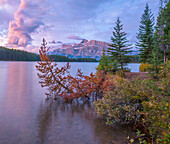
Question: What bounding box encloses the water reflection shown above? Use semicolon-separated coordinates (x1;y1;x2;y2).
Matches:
0;62;132;144
36;100;131;144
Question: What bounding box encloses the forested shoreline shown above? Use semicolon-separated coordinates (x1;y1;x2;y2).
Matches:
0;46;139;63
0;46;98;62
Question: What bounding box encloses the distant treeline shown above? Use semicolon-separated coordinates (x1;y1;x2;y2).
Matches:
0;46;139;62
49;55;98;62
0;46;40;61
0;46;98;62
129;55;139;63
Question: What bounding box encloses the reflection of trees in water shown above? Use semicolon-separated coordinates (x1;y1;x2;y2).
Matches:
36;99;130;144
93;118;130;144
36;99;56;143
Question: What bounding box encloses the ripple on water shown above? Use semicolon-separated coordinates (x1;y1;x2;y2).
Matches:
0;62;133;144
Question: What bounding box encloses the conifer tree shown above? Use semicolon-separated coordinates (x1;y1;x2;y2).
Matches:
148;36;163;78
136;4;155;63
107;17;132;72
155;1;170;63
97;49;118;73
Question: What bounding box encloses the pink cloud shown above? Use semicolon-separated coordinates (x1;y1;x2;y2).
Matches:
7;0;44;47
0;0;7;7
0;0;20;7
67;35;83;40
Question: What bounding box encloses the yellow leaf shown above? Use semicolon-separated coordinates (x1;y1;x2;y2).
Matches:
130;138;134;143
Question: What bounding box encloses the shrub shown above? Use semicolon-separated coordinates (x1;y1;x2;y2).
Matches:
123;67;131;72
96;53;119;73
142;96;170;143
139;63;152;72
94;66;170;143
142;59;170;143
36;39;118;102
94;77;148;125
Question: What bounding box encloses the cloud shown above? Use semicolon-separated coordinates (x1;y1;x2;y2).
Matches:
49;40;62;44
0;9;12;26
7;0;45;47
47;0;113;21
0;38;3;43
0;0;6;7
67;35;83;40
1;0;160;52
56;41;62;44
49;40;57;44
0;0;20;7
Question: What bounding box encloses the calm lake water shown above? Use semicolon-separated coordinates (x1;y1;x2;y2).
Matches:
0;62;139;144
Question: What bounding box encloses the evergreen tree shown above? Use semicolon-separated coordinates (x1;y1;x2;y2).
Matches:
155;1;170;63
136;4;155;63
107;17;132;73
148;36;163;79
97;49;118;73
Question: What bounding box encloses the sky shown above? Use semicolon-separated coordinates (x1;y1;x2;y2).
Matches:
0;0;160;53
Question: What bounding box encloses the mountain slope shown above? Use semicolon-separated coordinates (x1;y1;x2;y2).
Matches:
0;46;98;62
50;39;108;60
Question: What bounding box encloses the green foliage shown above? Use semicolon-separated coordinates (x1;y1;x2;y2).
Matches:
49;55;98;62
127;130;147;144
147;37;163;78
136;4;155;63
139;63;152;72
97;50;118;73
155;1;170;63
94;77;148;125
115;69;125;77
94;62;170;143
129;55;139;63
107;17;132;73
123;67;131;72
142;97;169;143
142;61;170;143
158;59;170;84
0;46;40;61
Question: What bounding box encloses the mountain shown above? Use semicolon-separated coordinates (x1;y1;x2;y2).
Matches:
50;39;108;60
0;46;97;62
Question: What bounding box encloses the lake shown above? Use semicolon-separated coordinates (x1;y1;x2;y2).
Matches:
0;62;139;144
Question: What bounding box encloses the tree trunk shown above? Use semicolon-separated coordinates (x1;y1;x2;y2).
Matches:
164;48;166;63
121;62;123;71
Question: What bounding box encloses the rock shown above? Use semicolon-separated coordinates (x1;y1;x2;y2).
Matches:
51;39;109;60
80;39;88;44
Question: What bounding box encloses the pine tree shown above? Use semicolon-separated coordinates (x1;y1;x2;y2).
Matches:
107;17;132;73
97;49;118;73
148;36;163;79
155;1;170;63
136;4;155;63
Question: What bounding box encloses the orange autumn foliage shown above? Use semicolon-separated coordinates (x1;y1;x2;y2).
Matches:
36;39;113;102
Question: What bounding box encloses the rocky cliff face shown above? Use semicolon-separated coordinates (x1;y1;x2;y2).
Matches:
51;39;109;60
